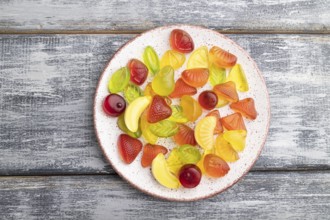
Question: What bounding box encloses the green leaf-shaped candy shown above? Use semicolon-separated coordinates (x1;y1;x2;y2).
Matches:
143;46;160;75
151;66;175;96
124;84;143;103
108;67;130;93
166;148;182;175
149;120;178;137
168;105;189;123
177;144;201;164
117;114;141;138
209;63;226;86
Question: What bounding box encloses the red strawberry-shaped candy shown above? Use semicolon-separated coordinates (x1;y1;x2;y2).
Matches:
117;134;143;164
181;68;209;88
209;46;237;68
170;29;194;53
147;95;172;123
213;81;239;102
169;78;197;98
221;112;246;131
141;144;168;167
230;98;257;120
206;110;223;134
173;124;197;146
127;59;148;85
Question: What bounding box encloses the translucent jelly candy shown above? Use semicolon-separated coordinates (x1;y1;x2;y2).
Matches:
223;130;247;152
140;111;158;144
209;63;226;86
152;153;180;189
160;50;185;70
209;46;237;68
216;97;229;108
169;78;197;98
124;96;152;132
124;83;143;103
187;46;209;69
103;94;126;117
198;90;218;110
143;46;160;75
147;95;172;123
213;81;239;102
180;95;202;122
151;66;175;96
227;64;249;92
206;110;223;134
170;29;194;53
108;67;130;93
149;120;179;137
168;105;189;123
127;59;148;85
196;149;214;174
144;82;157;97
221;112;246;131
230;98;257;120
194;116;217;150
141;144;168;168
117;134;143;164
181;68;209;88
215;134;239;162
117;114;141;138
179;164;201;188
203;154;230;178
173;124;197;146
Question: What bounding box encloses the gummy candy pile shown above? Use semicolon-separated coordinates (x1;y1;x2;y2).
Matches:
102;29;257;189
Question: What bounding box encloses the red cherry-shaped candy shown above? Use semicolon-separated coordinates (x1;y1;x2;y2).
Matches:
103;94;126;117
198;90;218;110
127;59;148;85
179;164;202;188
170;29;194;53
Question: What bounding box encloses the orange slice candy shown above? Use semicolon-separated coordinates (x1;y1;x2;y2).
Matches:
181;68;209;88
209;46;237;68
173;124;197;146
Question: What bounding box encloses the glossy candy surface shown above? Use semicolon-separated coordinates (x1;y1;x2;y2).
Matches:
221;112;246;131
223;130;247;152
124;83;143;103
227;64;249;92
180;95;202;122
194;116;217;150
206;110;223;134
173;124;197;146
152;154;180;189
147;95;172;123
127;59;148;85
209;46;237;68
198;90;218;110
170;29;194;53
209;63;226;86
181;68;209;88
152;66;175;96
117;114;141;138
203;154;230;177
215;134;239;162
230;98;257;120
160;50;185;70
149;120;179;137
169;78;197;98
143;46;160;75
187;46;209;69
108;67;130;93
141;144;168;168
168;105;189;123
117;134;143;164
103;94;126;117
140;111;158;144
179;164;202;188
213;81;239;102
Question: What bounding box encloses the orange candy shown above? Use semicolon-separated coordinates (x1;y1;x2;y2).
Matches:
230;98;257;120
173;124;197;146
169;78;197;98
141;144;168;167
221;112;246;131
209;46;237;68
213;81;239;102
203;154;230;178
206;110;223;134
181;68;209;88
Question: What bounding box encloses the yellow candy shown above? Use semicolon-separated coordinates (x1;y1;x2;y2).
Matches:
194;116;217;150
196;149;214;174
151;66;175;96
152;154;180;189
215;134;239;162
160;50;185;70
140;111;158;144
223;130;247;152
180;95;202;122
187;46;209;69
227;64;249;92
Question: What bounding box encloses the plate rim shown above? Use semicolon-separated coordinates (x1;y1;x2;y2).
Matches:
93;24;271;201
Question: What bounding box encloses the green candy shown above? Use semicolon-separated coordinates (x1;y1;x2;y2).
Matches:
143;46;160;75
124;84;143;103
149;120;178;137
108;67;130;93
151;66;175;96
117;114;141;138
209;63;226;86
168;105;189;123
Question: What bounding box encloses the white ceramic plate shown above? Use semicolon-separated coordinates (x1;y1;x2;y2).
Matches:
94;25;270;201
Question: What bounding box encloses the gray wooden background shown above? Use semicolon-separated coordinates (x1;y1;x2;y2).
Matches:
0;0;329;219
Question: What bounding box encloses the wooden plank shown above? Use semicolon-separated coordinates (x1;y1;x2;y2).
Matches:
0;34;329;175
0;0;329;33
0;172;329;219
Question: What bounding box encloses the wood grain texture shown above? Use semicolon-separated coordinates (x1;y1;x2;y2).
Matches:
0;172;329;219
0;34;329;175
0;0;329;33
